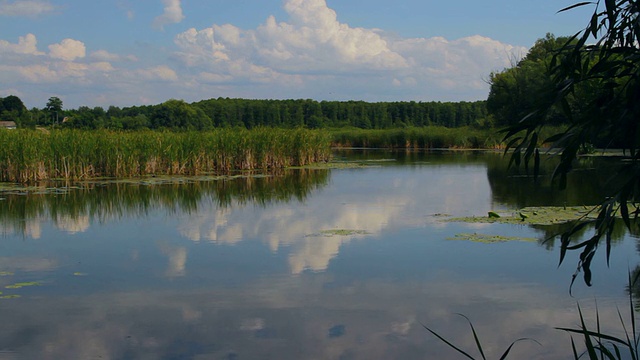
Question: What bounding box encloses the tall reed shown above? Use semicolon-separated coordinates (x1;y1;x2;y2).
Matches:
330;127;503;149
0;128;332;183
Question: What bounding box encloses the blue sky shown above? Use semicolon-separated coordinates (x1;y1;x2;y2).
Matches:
0;0;593;109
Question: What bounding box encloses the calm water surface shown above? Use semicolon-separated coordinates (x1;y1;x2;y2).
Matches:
0;150;638;359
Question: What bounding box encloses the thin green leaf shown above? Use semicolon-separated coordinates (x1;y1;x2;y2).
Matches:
498;338;541;360
421;323;477;360
558;2;595;13
456;313;487;360
571;336;581;360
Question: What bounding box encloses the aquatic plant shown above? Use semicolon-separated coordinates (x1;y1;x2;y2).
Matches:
0;128;332;182
330;127;503;149
422;314;539;359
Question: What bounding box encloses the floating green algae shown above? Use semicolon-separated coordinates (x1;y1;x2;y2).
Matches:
73;272;88;276
5;281;41;289
0;272;13;276
0;295;20;299
307;229;370;237
446;206;596;226
322;229;369;236
447;233;537;244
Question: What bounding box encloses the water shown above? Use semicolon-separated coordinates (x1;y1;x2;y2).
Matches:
0;150;638;359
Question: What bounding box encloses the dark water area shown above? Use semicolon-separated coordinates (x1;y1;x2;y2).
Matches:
0;150;638;359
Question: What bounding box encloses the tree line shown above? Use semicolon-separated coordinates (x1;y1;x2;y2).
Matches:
3;32;604;133
0;96;489;130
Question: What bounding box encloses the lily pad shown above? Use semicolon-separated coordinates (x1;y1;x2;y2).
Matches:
448;233;537;244
446;206;596;226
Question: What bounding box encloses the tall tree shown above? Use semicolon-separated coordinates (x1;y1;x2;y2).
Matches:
45;97;63;113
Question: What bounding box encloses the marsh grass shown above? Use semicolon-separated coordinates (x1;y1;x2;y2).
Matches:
330;127;503;149
0;128;332;182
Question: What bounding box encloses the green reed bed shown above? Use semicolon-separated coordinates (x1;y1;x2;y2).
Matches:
330;127;503;149
0;128;332;182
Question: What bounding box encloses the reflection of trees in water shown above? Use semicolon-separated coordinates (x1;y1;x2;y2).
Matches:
628;265;640;311
486;155;622;208
0;169;330;237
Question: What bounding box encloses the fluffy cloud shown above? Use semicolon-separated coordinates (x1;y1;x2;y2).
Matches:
49;38;86;61
0;0;54;17
153;0;185;30
174;0;408;76
0;33;42;55
173;0;526;99
0;34;119;88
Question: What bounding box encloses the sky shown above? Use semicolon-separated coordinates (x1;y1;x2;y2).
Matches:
0;0;595;109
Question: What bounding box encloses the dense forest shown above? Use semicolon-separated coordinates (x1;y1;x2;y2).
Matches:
0;96;489;131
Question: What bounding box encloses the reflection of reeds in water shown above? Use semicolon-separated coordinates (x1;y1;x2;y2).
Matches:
0;169;330;237
0;128;332;182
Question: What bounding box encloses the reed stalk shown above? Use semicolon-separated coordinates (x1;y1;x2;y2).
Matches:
0;128;332;183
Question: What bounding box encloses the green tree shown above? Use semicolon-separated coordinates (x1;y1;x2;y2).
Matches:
151;99;212;130
45;96;63;125
0;95;27;125
45;96;63;113
487;34;571;127
504;1;640;286
2;95;26;115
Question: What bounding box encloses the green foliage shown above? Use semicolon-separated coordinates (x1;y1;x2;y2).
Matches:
57;97;488;130
151;99;212;130
45;97;63;113
502;0;640;285
487;33;573;127
0;95;28;126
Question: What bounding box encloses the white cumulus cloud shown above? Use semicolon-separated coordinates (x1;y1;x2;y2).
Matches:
175;0;408;76
0;33;43;55
0;0;54;17
173;0;526;100
49;39;86;61
153;0;185;30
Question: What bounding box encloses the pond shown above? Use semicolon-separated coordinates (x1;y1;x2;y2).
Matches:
0;150;638;359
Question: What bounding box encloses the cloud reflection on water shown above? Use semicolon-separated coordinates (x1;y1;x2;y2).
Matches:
176;166;492;274
0;273;624;360
0;154;636;359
